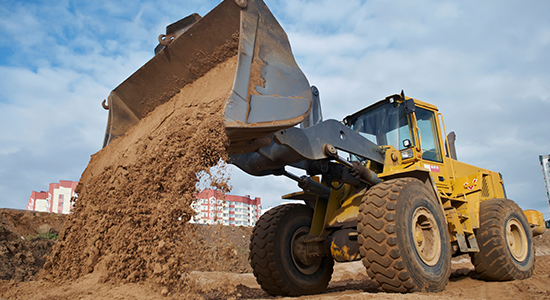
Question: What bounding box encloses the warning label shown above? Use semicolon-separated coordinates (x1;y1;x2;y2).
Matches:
424;164;441;173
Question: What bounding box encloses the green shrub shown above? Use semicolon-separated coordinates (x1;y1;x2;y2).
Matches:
27;232;58;241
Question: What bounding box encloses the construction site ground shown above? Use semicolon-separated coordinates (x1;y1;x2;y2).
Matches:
1;208;549;300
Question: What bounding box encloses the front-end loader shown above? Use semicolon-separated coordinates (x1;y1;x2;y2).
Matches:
100;0;546;296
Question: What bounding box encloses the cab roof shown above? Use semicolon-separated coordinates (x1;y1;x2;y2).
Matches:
343;93;439;125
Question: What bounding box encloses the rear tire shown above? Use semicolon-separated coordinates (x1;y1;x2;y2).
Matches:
357;178;451;292
470;199;534;280
249;204;334;296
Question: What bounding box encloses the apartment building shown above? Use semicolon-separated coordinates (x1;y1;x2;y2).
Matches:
192;189;261;226
26;180;78;214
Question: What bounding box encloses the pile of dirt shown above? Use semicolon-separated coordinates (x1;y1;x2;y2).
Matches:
0;207;254;285
534;229;550;256
194;224;253;273
0;209;66;238
0;226;55;282
43;53;242;295
0;209;67;282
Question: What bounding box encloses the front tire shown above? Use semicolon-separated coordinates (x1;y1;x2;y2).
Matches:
470;199;534;280
357;178;451;292
249;204;334;296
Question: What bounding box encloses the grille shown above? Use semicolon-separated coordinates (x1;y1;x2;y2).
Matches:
481;176;490;198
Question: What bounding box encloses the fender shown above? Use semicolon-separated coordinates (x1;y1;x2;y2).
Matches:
379;168;445;216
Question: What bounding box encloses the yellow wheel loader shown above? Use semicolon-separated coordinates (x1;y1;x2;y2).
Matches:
100;0;546;296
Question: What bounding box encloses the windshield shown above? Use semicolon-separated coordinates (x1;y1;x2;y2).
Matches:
350;101;412;150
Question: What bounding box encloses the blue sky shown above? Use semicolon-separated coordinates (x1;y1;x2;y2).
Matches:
1;0;549;219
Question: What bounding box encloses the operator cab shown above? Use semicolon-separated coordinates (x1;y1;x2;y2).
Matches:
344;93;445;166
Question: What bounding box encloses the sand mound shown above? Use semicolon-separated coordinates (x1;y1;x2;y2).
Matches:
0;226;55;281
44;55;239;291
0;209;66;282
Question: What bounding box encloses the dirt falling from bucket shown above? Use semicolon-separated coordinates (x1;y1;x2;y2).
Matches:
44;55;240;294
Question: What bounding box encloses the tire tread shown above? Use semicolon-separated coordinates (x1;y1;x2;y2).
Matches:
357;177;450;292
470;199;534;281
249;204;333;296
357;178;419;292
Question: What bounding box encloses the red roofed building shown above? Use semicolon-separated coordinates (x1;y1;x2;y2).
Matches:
192;189;261;226
26;191;48;212
26;180;78;214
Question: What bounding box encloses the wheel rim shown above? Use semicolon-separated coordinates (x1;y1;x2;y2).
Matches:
291;226;321;275
411;207;441;266
506;218;528;262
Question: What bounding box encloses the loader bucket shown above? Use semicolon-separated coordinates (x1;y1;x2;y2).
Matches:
102;0;312;154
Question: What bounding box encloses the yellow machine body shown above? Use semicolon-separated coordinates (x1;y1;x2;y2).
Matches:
286;94;545;258
524;209;546;236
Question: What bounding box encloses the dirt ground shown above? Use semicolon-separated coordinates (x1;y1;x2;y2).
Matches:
1;208;549;299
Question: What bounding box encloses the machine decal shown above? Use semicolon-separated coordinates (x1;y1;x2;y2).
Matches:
464;178;478;191
424;164;441;173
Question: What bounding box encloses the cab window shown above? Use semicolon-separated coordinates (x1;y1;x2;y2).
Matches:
415;108;442;162
350;101;412;150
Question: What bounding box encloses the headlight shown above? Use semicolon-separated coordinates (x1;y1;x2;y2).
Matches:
401;149;414;160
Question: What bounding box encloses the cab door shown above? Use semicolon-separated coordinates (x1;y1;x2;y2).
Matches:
413;107;452;192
